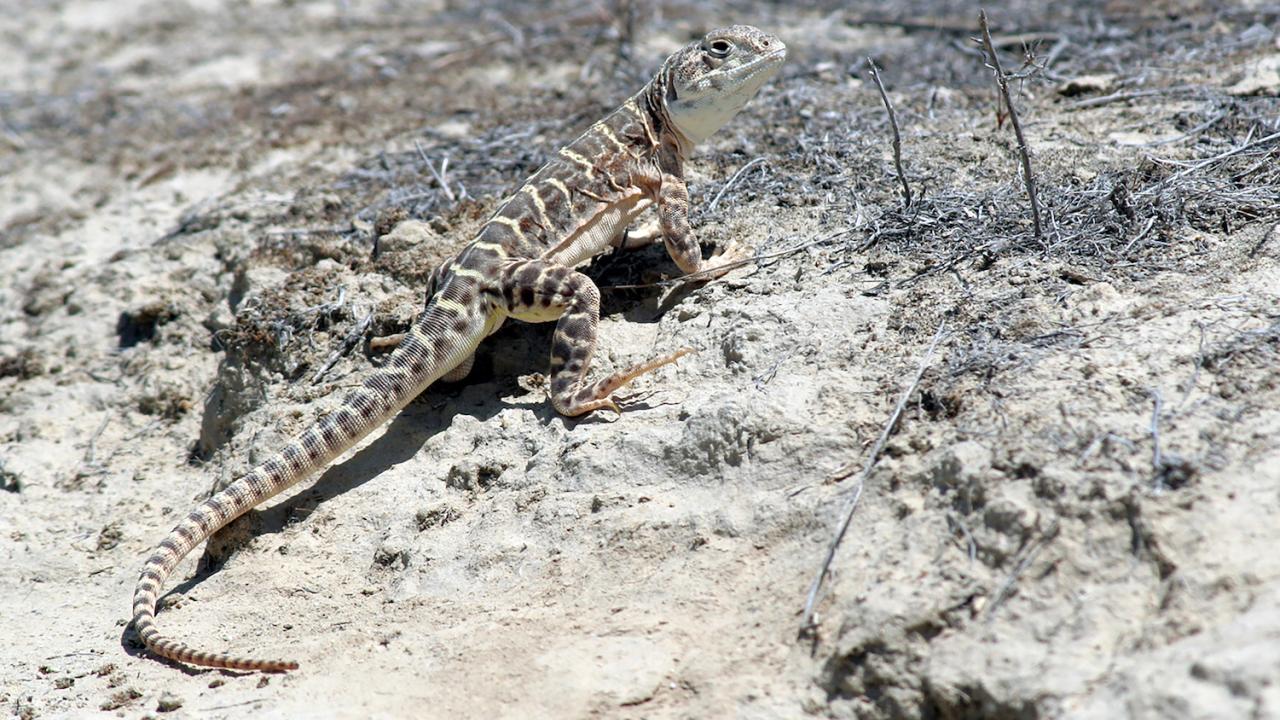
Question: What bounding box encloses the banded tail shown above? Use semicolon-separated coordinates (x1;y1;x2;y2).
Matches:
131;288;488;671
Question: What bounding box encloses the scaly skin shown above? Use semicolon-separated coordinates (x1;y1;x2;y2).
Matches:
131;25;786;671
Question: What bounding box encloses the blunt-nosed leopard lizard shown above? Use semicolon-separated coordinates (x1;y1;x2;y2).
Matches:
132;25;785;671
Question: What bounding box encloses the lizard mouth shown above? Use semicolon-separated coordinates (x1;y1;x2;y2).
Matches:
749;47;788;76
723;48;786;83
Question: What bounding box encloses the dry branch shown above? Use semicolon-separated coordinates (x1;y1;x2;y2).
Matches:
866;57;912;210
984;520;1059;621
706;157;768;213
414;140;457;204
1251;222;1279;258
1140;129;1280;196
312;309;375;384
1148;388;1165;490
369;332;406;352
1066;85;1198;110
799;322;947;637
977;10;1043;242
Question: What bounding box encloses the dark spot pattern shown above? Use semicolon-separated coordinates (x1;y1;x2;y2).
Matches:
552;338;574;360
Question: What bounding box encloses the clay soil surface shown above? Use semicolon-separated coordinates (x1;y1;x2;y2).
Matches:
3;1;1279;718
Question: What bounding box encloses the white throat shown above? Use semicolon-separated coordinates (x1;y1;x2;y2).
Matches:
666;55;782;145
670;93;754;144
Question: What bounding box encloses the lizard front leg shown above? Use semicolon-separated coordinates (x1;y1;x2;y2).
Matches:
658;173;750;278
502;260;690;416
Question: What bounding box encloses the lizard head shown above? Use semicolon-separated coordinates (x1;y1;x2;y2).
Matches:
659;25;786;146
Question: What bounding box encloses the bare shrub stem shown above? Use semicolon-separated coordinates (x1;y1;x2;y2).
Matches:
866;57;912;209
978;10;1043;242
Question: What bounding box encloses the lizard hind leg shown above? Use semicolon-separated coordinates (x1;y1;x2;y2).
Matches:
501;260;691;417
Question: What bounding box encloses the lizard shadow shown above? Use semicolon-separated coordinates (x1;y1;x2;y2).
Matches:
199;288;672;562
116;635;256;677
591;243;713;322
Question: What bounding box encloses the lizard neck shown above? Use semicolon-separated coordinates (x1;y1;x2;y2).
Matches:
641;73;695;162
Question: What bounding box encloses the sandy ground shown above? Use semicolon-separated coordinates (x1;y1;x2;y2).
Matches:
3;1;1279;718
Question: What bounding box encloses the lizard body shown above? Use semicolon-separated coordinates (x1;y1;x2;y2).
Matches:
132;25;785;671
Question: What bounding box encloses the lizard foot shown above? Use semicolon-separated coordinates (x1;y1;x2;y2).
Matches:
557;347;695;416
696;241;753;280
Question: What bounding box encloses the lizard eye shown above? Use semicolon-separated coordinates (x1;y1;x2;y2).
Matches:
706;39;733;59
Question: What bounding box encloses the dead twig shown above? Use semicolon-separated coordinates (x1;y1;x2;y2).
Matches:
414;140;457;204
1204;319;1280;369
946;511;978;562
310;287;347;321
1141;129;1280;197
312;310;375;384
847;14;978;34
978;9;1044;242
0;119;27;150
798;322;947;638
984;520;1059;621
1066;85;1198;111
1148;388;1165;491
368;332;406;353
1177;322;1207;408
1142;110;1228;147
866;57;912;209
1120;216;1158;256
83;416;111;468
1250;222;1279;258
752;345;801;389
706;157;768;213
265;226;351;237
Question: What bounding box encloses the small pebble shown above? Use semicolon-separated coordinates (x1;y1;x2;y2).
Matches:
157;692;183;712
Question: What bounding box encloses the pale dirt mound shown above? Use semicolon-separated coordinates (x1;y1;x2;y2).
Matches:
2;1;1278;718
